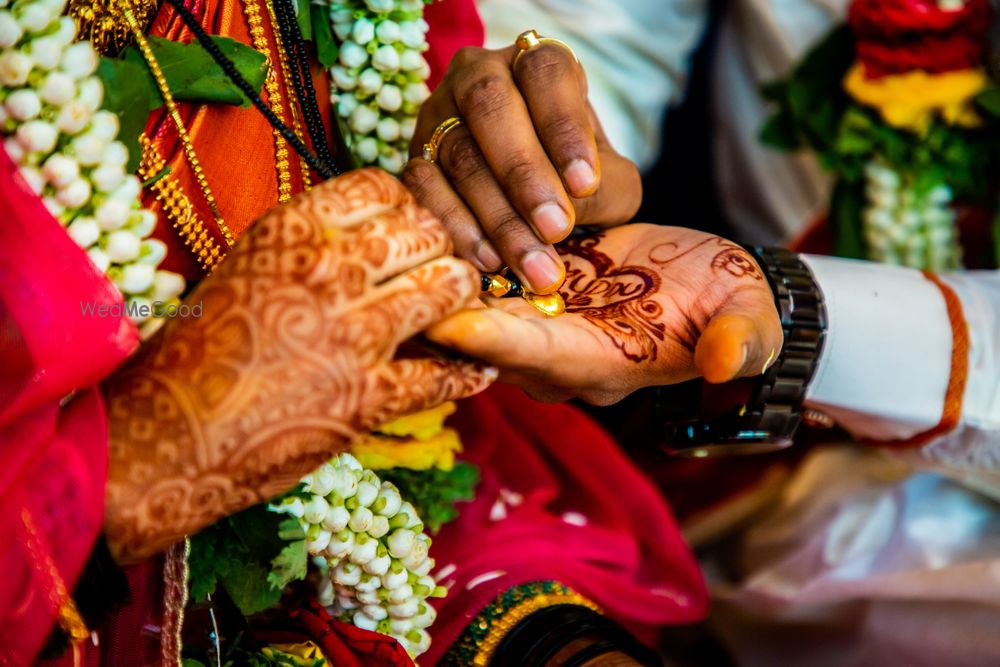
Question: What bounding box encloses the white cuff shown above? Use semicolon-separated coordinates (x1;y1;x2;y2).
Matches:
801;255;952;441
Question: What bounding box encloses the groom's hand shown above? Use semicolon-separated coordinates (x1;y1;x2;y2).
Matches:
403;44;641;295
427;225;783;405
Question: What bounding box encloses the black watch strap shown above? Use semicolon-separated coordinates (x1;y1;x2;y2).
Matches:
658;247;827;456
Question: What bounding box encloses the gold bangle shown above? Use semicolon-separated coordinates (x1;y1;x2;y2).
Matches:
421;116;463;164
512;29;579;70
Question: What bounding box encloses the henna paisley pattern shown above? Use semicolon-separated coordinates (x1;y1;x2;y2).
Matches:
103;169;494;561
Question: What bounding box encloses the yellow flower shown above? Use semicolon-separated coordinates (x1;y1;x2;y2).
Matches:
843;63;987;133
353;427;463;471
262;642;327;666
376;401;457;440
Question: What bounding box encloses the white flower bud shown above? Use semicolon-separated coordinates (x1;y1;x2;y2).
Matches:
377;148;404;174
353;136;378;163
409;556;434;578
355;481;378;507
376;20;400;44
69;132;105;166
56;100;92;136
6;88;41;120
371;44;400;72
356;588;380;605
0;11;22;49
356;572;382;592
336;91;360;117
381;563;408;590
349;104;379;135
352;17;375;45
110;175;141;202
339;453;363;471
129;209;156;237
401;539;428;570
16;3;52;34
77;76;102;111
363;550;391;575
330;65;358;91
67;216;100;248
322;504;351;532
398;502;420;528
329;465;359;499
326;530;356;559
388;599;418;619
17;120;58;153
364;0;394;11
369;514;390;539
306;464;337;496
3;136;24;162
357;67;383;96
333;20;354;42
387;583;413;604
336;593;359;610
86;111;119;142
308;528;333;553
387;529;415;559
352;611;379;631
60;41;99;79
373;483;402;517
399;49;425;72
317;578;335;607
95;198;131;231
398;21;426;49
375;84;402;112
361;604;388;621
412;603;436;629
116;263;156;294
409;629;431;655
50;16;75;47
334;561;363;586
55;177;90;208
42;153;79;187
29;35;61;70
150;270;184;301
303;495;330;524
42;195;63;219
39;70;75;106
402;82;430;106
349;506;375;533
399;0;424;12
87;246;110;273
389;617;413;636
339;40;368;69
399;117;416;142
91;162;124;193
0;50;32;86
125;296;152;322
927;184;952;206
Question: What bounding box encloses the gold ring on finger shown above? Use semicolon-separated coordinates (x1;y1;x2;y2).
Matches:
421;116;464;164
512;29;579;70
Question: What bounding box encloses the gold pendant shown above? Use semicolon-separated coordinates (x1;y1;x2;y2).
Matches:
480;270;565;316
69;0;159;56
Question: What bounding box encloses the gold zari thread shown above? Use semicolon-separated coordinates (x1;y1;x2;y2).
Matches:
138;134;224;270
68;0;158;55
122;5;235;247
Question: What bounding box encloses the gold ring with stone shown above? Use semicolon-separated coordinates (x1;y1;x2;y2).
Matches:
421;116;463;164
512;29;579;70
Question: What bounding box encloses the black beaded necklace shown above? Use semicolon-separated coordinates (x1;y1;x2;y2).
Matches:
270;0;338;175
162;0;341;180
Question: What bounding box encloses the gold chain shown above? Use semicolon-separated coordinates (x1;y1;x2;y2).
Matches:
242;0;295;203
122;5;235;247
138;134;225;270
263;0;313;192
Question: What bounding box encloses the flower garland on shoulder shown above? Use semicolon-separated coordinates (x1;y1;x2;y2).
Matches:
0;0;184;326
762;0;1000;270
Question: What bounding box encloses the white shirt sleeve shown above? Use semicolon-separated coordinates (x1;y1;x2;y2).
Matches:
474;0;710;171
802;255;1000;484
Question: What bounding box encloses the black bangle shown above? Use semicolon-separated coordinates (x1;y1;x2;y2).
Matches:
657;247;827;456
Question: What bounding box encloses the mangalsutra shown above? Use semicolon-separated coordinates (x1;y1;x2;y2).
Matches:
481;269;566;316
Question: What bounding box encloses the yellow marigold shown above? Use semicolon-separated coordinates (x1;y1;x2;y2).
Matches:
843;62;987;133
377;401;457;440
352;427;463;471
262;642;327;666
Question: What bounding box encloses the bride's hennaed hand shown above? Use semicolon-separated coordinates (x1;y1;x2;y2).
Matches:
402;40;641;295
426;224;783;406
102;169;496;562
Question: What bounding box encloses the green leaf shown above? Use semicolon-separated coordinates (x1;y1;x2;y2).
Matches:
267;529;308;591
122;35;269;108
759;109;801;150
829;178;865;259
296;0;312;42
218;559;284;617
834;106;875;155
188;526;221;603
310;2;339;69
96;56;161;172
975;86;1000;119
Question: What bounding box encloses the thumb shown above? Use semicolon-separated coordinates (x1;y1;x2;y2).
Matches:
694;295;782;384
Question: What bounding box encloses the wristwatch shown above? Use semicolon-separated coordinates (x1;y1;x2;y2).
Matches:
657;247;827;456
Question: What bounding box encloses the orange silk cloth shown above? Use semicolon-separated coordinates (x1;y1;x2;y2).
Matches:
142;0;337;280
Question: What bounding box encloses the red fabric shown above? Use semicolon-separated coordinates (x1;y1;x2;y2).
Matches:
424;0;484;89
425;385;708;664
0;148;138;665
286;602;415;667
848;0;992;77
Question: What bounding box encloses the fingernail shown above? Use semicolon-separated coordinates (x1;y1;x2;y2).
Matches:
564;159;597;195
484;366;499;382
474;239;503;270
521;250;563;292
531;203;571;240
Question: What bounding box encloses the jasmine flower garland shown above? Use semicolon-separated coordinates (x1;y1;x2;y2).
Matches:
270;453;445;659
0;0;184;327
323;0;431;173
